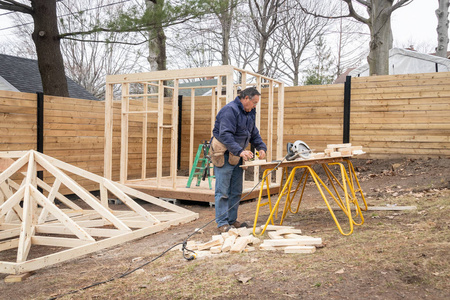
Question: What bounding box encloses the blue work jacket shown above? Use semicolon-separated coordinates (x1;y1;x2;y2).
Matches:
212;97;267;156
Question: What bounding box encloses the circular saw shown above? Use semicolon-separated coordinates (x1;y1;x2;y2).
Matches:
286;140;312;161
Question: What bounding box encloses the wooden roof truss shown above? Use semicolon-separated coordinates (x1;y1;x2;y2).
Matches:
0;150;198;275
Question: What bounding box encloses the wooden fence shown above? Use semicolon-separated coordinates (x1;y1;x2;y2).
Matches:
1;71;449;192
349;73;450;157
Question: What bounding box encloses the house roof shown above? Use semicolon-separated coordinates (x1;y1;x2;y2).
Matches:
349;48;450;77
0;54;98;100
178;78;218;97
333;68;355;84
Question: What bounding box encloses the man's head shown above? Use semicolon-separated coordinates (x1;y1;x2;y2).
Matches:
239;87;261;112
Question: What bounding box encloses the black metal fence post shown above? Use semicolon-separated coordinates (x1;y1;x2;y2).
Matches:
36;92;44;185
343;76;351;144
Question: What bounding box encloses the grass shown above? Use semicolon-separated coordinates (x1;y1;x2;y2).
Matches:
5;188;449;300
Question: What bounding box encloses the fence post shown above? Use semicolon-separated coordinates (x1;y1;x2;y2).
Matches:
343;76;351;144
36;92;44;183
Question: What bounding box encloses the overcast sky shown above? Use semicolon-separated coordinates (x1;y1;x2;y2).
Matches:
0;0;446;53
391;0;440;50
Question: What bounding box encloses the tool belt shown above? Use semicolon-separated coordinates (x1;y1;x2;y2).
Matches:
210;137;241;167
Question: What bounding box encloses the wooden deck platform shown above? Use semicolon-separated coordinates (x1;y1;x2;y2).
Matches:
124;176;280;203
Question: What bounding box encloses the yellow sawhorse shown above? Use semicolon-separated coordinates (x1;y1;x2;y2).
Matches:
252;158;367;236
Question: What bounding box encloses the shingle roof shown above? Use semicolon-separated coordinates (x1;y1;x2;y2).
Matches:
0;54;98;100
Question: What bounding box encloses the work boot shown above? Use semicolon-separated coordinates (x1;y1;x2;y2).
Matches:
230;221;248;228
218;224;231;233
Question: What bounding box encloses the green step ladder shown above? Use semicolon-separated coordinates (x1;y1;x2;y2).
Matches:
186;141;214;189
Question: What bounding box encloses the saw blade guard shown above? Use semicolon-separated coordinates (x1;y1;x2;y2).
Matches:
286;140;312;160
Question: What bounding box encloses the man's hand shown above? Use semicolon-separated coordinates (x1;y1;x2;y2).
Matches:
258;150;266;159
239;150;254;161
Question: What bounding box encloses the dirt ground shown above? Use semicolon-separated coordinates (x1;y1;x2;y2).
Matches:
0;156;449;300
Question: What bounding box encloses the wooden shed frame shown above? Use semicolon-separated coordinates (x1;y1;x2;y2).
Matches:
104;65;284;202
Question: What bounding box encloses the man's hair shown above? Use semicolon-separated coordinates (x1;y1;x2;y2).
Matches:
239;87;261;100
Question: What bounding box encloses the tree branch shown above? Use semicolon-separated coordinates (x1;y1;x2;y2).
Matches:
58;15;197;39
354;0;371;8
0;0;33;14
390;0;413;13
298;2;352;21
343;0;370;25
62;36;149;46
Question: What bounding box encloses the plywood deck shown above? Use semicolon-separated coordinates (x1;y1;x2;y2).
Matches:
124;176;280;203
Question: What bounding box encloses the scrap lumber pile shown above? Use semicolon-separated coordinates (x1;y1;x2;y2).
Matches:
178;225;323;256
310;143;365;159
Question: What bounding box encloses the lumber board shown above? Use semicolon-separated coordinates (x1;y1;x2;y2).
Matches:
230;236;252;253
262;225;295;231
4;272;34;282
275;228;302;235
284;246;316;254
197;239;222;251
221;235;237;252
263;238;322;247
0;213;198;275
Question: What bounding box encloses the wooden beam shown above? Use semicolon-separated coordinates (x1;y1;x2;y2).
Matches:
30;185;95;242
37;178;61;224
276;83;284;184
1;213;198;275
4;272;34;282
31;236;94;248
156;80;164;188
106;65;234;83
33;152;131;232
189;88;195;171
17;186;34;263
0;184;24;221
120;83;130;184
102;179;160;224
171;79;179;190
0;238;19;251
0;228;20;240
0;152;29;186
141;83;148;180
104;83;114;179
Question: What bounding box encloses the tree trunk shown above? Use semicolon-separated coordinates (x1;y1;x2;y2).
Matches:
220;3;232;66
258;36;268;75
31;0;69;97
367;0;393;76
146;0;167;71
436;0;449;58
293;63;299;86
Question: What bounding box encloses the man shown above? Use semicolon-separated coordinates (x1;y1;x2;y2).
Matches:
210;87;267;233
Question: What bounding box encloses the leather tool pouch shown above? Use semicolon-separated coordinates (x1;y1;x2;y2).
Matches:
210;137;241;167
210;137;226;167
228;152;241;166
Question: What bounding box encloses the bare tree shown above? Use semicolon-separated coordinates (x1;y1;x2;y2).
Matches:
207;0;240;65
7;0;146;99
0;0;69;96
166;1;242;70
0;0;212;96
248;0;287;75
146;0;167;71
228;17;260;71
271;0;329;85
333;2;369;78
300;0;413;76
436;0;449;58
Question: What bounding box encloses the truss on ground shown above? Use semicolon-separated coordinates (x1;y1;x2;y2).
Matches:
0;150;198;275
